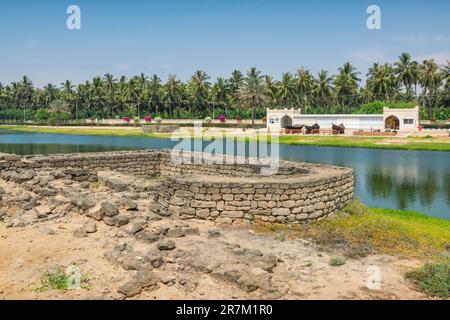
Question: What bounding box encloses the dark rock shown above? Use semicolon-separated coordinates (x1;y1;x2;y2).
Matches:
80;182;90;189
106;178;128;192
117;280;142;298
50;169;65;179
103;216;117;226
208;229;221;238
138;231;160;243
134;270;160;289
115;215;129;227
127;221;146;235
158;226;169;235
79;197;96;211
0;186;5;194
100;202;118;217
157;240;176;251
166;227;200;238
15;193;32;203
9;170;35;183
122;198;138;211
146;249;164;268
23;197;38;210
35;187;57;197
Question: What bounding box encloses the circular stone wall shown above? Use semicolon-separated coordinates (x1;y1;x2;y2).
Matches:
0;150;354;224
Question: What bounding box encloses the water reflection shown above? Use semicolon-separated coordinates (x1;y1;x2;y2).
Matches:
0;130;449;219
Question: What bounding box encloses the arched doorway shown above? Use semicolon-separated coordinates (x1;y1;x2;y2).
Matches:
385;116;399;130
280;115;293;128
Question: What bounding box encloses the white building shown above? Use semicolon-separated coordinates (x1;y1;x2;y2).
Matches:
266;106;419;133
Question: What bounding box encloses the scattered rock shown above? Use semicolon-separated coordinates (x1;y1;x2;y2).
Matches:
117;280;142;298
126;221;146;235
35;205;52;219
35;187;57;197
157;240;176;251
115;215;129;227
23;197;38;211
80;182;90;189
138;231;160;243
122;198;138;211
166;227;200;238
84;221;97;233
100;202;119;217
77;197;96;211
106;178;128;192
103;217;117;226
208;229;221;238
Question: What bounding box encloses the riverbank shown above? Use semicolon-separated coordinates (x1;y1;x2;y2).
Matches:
255;200;450;299
1;165;447;299
1;125;450;151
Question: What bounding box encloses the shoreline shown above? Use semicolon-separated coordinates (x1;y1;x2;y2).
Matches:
1;125;450;152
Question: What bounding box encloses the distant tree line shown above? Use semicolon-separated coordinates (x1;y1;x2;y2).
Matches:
0;53;449;124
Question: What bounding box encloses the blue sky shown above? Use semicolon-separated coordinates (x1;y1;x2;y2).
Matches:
0;0;449;87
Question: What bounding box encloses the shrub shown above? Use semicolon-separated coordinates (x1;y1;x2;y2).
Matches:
204;116;212;124
406;262;450;299
144;116;152;122
122;117;130;123
35;109;50;124
329;257;346;267
154;116;162;124
354;101;417;114
218;115;226;123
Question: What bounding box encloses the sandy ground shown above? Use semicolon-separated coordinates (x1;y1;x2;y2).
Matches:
0;214;425;300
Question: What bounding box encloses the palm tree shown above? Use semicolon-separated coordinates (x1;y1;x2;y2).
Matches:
296;68;313;107
236;67;269;127
367;63;396;101
277;72;296;107
419;59;442;118
442;60;450;90
103;74;117;117
188;70;211;116
61;80;75;118
334;62;361;109
148;74;163;115
264;75;277;108
394;53;418;97
313;70;334;109
212;77;230;118
48;99;70;126
163;75;182;118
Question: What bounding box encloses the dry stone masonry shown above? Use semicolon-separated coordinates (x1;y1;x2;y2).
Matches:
0;150;354;224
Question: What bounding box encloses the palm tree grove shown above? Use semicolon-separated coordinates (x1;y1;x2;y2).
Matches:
0;53;449;124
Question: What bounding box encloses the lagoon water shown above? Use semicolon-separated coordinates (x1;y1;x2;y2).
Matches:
0;129;449;219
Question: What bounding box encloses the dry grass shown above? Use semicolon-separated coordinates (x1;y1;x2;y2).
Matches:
254;200;450;260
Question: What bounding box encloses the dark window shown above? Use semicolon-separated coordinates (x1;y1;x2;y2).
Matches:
403;118;414;125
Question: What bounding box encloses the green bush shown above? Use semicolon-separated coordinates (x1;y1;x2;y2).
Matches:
34;109;50;123
329;257;346;267
354;101;417;114
406;262;450;299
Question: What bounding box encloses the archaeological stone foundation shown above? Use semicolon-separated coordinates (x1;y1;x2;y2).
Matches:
0;150;354;224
